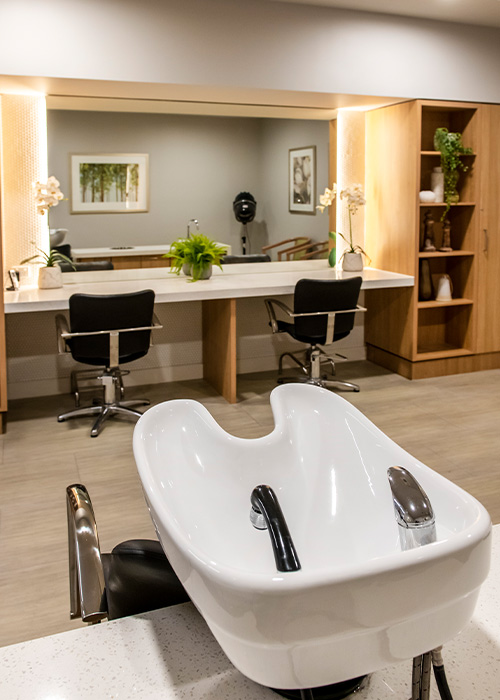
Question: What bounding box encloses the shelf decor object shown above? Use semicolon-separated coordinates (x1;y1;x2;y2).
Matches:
433;128;473;218
440;218;453;252
431;166;444;202
422;210;436;251
419;260;433;301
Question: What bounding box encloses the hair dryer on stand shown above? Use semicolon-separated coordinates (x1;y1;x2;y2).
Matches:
233;192;257;255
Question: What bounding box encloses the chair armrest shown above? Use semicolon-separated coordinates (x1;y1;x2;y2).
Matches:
265;304;366;345
291;305;366;345
56;314;71;354
264;298;294;333
66;484;107;623
149;312;162;346
60;319;163;368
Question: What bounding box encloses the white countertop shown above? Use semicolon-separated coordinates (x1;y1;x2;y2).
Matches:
0;525;498;699
72;244;173;258
4;261;414;314
72;243;232;258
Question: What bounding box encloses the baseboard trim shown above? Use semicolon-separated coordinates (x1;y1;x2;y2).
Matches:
367;345;500;379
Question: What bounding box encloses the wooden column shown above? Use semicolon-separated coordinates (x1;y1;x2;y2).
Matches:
202;298;237;403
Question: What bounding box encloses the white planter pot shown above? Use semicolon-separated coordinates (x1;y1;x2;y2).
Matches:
38;265;63;289
342;252;363;272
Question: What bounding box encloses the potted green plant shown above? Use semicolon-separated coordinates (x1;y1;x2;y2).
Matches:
164;234;228;281
317;183;370;271
433;127;472;218
164;238;191;276
21;247;75;289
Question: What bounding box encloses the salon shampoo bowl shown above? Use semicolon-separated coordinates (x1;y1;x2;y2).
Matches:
133;384;491;690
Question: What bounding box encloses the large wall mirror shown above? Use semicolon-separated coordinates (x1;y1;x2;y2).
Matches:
47;103;333;266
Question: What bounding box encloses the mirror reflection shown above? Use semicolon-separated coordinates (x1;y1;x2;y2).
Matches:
47;108;330;270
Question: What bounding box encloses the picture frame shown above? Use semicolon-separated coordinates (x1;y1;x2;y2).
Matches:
70;154;149;213
289;146;316;214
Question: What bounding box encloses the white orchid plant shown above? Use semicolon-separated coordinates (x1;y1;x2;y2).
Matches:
33;176;65;224
317;182;370;264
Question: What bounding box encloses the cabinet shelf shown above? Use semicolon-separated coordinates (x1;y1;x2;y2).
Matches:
418;251;475;258
415;346;474;361
420;150;476;157
418;299;473;309
418;202;475;207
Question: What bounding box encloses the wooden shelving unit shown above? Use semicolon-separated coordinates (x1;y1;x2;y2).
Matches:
364;99;483;379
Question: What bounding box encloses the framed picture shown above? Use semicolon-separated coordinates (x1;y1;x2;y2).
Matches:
289;146;316;214
70;154;149;213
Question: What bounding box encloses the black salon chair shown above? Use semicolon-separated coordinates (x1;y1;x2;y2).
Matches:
221;253;271;264
56;290;161;437
59;260;114;272
265;277;365;392
66;484;189;623
51;244;114;272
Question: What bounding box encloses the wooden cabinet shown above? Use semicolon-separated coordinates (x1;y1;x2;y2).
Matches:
77;254;171;270
364;99;500;379
0;223;7;430
477;104;500;354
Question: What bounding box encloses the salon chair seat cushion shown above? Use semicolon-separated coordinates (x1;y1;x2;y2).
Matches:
275;319;351;345
102;539;190;620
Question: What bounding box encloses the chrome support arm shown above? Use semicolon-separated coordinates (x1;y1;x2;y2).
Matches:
264;299;366;346
66;484;107;623
59;319;163;369
56;314;71;354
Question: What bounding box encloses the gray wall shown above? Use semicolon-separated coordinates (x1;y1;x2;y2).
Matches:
2;0;500;103
48;110;330;252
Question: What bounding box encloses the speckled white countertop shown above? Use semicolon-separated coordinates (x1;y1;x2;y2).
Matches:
1;526;498;699
72;244;174;258
4;261;413;313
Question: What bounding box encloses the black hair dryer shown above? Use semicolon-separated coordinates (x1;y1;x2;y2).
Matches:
233;192;257;255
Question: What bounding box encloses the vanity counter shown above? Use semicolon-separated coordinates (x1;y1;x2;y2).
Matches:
4;260;413;314
1;526;498;699
72;244;175;258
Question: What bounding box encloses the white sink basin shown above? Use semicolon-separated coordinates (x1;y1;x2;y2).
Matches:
133;384;491;690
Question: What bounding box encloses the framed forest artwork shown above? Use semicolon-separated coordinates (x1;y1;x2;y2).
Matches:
71;154;149;213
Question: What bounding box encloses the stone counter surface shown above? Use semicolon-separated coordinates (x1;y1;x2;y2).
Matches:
0;526;498;699
4;261;414;313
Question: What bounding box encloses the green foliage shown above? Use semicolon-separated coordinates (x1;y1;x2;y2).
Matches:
433;127;472;218
164;234;228;281
20;247;75;269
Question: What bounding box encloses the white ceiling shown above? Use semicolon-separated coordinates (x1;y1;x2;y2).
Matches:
269;0;500;29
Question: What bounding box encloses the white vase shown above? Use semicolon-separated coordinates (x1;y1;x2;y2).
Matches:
431;167;444;203
38;265;63;289
342;252;363;271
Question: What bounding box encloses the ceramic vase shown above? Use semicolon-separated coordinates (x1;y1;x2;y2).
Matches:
182;263;191;276
342;252;363;272
38;265;63;289
197;265;213;280
431;167;444;203
419;260;432;301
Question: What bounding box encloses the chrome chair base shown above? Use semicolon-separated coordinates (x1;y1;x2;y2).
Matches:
71;367;127;407
59;370;149;437
277;346;360;393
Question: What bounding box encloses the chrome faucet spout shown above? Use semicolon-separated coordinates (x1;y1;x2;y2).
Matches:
387;466;436;550
250;485;301;572
187;218;199;238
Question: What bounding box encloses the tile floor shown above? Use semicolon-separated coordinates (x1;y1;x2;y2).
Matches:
1;362;499;647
